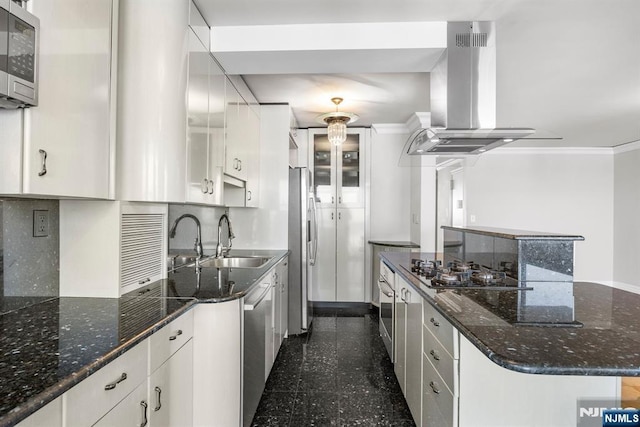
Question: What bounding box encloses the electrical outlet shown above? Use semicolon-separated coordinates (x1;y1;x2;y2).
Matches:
33;210;49;237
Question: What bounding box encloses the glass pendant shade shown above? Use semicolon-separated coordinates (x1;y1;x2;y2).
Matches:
327;119;347;146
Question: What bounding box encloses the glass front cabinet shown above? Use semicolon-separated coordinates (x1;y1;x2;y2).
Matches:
311;128;365;209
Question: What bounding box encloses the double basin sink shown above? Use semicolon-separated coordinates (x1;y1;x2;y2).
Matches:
168;253;272;271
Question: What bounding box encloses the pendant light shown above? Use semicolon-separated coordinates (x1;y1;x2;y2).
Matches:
317;97;358;146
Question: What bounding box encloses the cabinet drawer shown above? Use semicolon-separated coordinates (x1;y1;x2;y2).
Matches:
65;339;149;427
149;310;194;374
422;353;456;427
380;261;394;287
423;302;458;359
423;324;457;395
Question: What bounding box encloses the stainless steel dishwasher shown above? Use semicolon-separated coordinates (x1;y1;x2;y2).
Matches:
242;282;272;427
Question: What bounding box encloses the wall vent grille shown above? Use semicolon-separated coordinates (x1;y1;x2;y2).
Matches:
120;214;164;289
455;32;488;48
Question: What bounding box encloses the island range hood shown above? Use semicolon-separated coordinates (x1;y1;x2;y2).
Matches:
405;21;535;156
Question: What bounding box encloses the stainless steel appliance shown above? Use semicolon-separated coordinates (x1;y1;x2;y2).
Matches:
400;257;531;290
243;282;272;427
377;263;395;361
288;167;317;335
0;0;39;108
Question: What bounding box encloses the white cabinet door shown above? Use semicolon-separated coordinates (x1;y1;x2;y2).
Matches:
394;278;407;395
149;339;194;427
277;258;289;346
313;208;337;301
405;285;423;424
225;81;249;181
186;29;211;205
311;129;366;209
245;107;261;207
336;208;365;302
116;0;189;203
26;0;114;198
93;381;149;427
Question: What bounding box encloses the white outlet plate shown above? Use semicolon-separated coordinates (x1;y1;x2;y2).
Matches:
33;210;49;237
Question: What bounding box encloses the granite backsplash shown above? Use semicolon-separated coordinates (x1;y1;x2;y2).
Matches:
0;200;59;297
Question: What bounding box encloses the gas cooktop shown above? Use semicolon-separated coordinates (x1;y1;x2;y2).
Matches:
400;258;531;291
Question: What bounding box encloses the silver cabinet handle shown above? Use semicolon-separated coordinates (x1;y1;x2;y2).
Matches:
208;179;214;195
201;178;208;194
331;212;334;220
140;401;148;427
430;349;440;361
169;329;183;341
138;278;150;285
247;190;252;201
104;372;127;390
331;196;334;204
338;212;341;220
405;290;411;304
154;387;162;411
430;317;440;327
339;196;342;204
38;149;47;176
429;381;441;394
238;159;242;171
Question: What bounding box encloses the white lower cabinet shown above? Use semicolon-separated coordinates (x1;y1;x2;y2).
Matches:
421;301;459;427
148;339;194;427
64;311;194;427
65;339;149;427
93;381;149;427
394;276;422;425
16;397;62;427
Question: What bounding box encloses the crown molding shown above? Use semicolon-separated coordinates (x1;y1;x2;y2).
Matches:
487;146;614;156
371;123;410;134
613;139;640;154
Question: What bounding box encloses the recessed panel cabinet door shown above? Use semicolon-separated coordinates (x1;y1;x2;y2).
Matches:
26;0;114;198
313;208;337;301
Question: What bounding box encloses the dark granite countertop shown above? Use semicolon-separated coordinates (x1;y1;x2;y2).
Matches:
0;249;288;426
368;240;419;248
443;225;585;241
140;249;289;302
381;251;640;376
0;295;195;426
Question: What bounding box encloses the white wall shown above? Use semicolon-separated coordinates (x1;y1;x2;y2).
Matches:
369;129;411;241
613;145;640;289
409;163;422;246
230;105;290;249
462;148;614;282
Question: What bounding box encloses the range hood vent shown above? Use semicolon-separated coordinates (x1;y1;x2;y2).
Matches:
405;21;537;157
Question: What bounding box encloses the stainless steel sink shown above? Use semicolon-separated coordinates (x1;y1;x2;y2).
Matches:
199;256;272;269
167;254;200;270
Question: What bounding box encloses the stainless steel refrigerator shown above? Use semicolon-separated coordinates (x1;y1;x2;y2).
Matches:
288;167;317;334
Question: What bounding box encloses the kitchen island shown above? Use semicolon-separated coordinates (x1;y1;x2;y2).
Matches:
381;251;639;426
0;249;288;427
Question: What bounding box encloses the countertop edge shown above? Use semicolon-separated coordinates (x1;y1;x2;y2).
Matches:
2;302;198;427
1;250;290;426
442;225;585;241
381;252;631;377
368;240;420;248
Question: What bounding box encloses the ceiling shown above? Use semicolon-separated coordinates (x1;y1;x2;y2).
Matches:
195;0;640;148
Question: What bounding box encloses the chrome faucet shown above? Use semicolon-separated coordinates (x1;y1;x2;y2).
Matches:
216;213;235;258
169;214;204;260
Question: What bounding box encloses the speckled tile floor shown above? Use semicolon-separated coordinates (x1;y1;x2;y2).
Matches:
251;307;416;427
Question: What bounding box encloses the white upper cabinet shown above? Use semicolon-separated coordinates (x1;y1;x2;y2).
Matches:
224;81;249;182
186;28;224;206
116;0;189;203
20;0;116;198
312;129;366;209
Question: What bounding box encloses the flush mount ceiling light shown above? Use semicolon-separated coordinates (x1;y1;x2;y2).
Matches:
317;97;358;146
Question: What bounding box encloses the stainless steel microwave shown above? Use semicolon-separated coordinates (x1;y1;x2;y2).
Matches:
0;0;39;108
